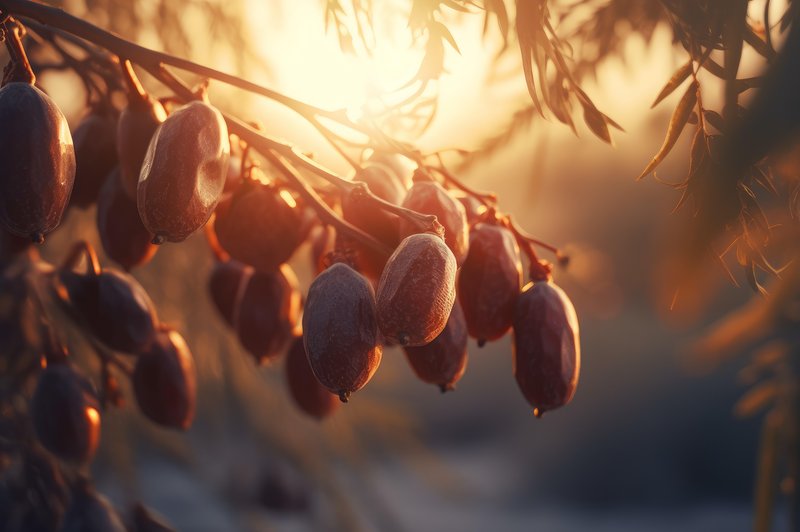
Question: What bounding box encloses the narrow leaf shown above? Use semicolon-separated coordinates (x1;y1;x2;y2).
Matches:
638;81;698;180
579;97;612;144
651;60;693;109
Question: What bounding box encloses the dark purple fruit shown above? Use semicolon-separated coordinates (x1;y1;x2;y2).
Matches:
302;263;382;401
403;299;468;392
58;269;158;353
132;329;196;429
138;101;230;243
398;181;469;266
236;264;301;363
61;480;126;532
285;336;339;419
376;233;457;346
71;110;118;209
215;182;313;272
458;224;522;344
340;165;406;280
208;259;250;326
451;190;488;224
512;281;580;416
32;363;100;463
0;82;75;242
97;168;157;270
117;93;167;199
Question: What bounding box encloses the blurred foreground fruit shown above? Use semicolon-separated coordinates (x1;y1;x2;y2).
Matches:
285;336;339;419
376;233;457;346
138;101;230;243
403;299;468;392
117;86;167;199
303;262;382;401
0;82;75;242
459;224;522;345
512;281;580;416
32;363;100;463
133;329;196;429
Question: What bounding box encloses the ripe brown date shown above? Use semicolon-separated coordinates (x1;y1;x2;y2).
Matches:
512;281;580;416
132;329;196;429
32;362;100;463
236;264;301;363
398;180;469;266
403;299;468;392
302;263;382;401
458;223;522;345
215;182;313;272
97;169;157;270
208;259;250;326
117;93;167;199
58;268;158;354
138;101;230;243
71;109;118;209
0;82;75;243
376;233;457;346
285;336;339;419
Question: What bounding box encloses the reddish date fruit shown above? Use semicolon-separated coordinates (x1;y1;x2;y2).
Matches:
0;82;75;243
61;480;126;532
236;264;301;363
138;101;230;243
58;269;158;353
398;181;469;266
215;182;313;272
458;224;522;345
97;169;157;270
302;263;382;401
117;94;167;199
71;110;118;209
133;329;196;429
403;299;468;392
285;336;339;419
376;233;457;346
32;363;100;463
340;165;406;279
208;259;250;326
512;281;580;416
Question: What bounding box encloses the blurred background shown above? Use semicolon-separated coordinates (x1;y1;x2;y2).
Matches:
17;0;791;530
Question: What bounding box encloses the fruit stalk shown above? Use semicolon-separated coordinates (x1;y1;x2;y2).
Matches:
1;19;35;84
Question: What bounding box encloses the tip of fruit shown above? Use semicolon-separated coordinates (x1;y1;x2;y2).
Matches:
439;383;454;393
533;408;544;418
477;339;486;348
338;391;350;403
31;232;45;244
151;234;165;245
398;332;410;346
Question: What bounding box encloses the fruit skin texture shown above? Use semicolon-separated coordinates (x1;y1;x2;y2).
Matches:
376;233;457;346
215;183;313;272
236;264;301;363
97;168;157;270
0;82;75;242
458;223;522;344
285;336;339;419
403;299;468;392
58;269;158;354
32;363;100;464
302;263;382;400
132;330;196;429
138;101;230;243
398;181;469;266
512;281;580;415
117;95;167;198
71;111;118;209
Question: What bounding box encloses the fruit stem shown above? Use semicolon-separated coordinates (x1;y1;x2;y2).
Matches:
1;19;35;84
61;240;101;278
502;215;569;267
425;162;497;206
120;59;148;105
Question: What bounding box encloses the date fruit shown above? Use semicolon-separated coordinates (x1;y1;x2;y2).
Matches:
302;263;382;401
512;281;580;416
138;101;230;243
117;93;167;199
376;233;457;346
0;82;75;242
285;336;339;419
71;109;118;209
